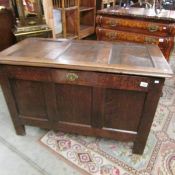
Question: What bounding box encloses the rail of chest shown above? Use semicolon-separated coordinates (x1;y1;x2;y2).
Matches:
4;65;163;92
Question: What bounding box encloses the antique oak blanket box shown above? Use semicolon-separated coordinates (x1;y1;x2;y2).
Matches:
0;38;173;154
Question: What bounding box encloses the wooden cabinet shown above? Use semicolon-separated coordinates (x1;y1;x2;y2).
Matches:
96;7;175;61
0;8;16;51
96;0;116;10
0;38;173;154
43;0;96;39
14;24;53;41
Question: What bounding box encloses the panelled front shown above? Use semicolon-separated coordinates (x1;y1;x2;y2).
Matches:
4;65;154;137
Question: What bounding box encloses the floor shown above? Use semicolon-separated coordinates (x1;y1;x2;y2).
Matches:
0;87;80;175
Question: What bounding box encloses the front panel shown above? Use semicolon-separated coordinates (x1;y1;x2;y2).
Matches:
104;89;146;131
55;84;92;126
10;79;48;119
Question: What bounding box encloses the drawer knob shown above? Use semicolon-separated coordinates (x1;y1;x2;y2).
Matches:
148;25;159;32
66;73;78;81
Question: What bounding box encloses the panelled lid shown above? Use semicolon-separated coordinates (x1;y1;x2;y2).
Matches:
0;38;173;78
97;7;175;22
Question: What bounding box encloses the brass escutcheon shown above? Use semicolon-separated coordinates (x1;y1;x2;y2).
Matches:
108;20;117;27
66;73;78;81
148;25;159;32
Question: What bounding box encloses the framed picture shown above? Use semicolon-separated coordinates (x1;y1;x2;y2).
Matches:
15;0;43;26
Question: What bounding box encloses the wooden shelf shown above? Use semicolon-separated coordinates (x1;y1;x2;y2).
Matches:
43;0;96;39
80;7;94;12
56;33;78;39
79;25;94;39
53;6;78;11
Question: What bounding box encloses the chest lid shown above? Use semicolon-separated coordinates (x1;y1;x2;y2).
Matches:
0;38;173;78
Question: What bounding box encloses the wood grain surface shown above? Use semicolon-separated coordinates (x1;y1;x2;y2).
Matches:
0;38;173;154
0;38;173;78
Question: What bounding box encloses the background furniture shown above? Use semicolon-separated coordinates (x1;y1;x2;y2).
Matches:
96;7;175;61
0;38;172;154
0;0;10;8
96;0;116;10
0;8;16;51
43;0;96;39
9;0;52;41
14;24;52;41
14;0;44;26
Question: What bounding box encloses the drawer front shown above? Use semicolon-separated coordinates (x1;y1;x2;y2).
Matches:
51;69;152;92
97;27;166;44
96;15;175;36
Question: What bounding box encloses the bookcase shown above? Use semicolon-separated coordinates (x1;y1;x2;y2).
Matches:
43;0;96;39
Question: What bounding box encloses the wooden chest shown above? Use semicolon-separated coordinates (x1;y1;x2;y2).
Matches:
0;38;173;154
96;7;175;61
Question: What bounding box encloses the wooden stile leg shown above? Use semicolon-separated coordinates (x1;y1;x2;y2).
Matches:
0;76;26;135
14;125;26;136
133;79;164;154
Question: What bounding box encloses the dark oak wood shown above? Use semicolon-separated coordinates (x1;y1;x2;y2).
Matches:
133;79;165;154
0;76;26;135
96;7;175;61
0;38;173;154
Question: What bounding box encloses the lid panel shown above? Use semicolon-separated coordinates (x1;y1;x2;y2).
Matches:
110;44;154;68
0;38;173;78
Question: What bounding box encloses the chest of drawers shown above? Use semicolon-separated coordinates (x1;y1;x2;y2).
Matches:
0;38;173;154
96;7;175;61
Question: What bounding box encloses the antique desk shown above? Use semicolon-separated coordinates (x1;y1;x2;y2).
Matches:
96;7;175;61
0;38;173;154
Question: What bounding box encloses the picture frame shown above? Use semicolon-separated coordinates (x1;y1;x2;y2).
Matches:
14;0;44;26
